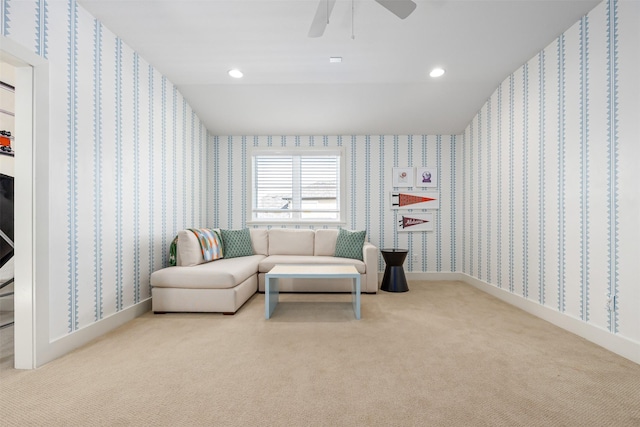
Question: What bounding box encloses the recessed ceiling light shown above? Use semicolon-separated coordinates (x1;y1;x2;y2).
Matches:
329;57;342;63
430;67;445;78
228;69;244;78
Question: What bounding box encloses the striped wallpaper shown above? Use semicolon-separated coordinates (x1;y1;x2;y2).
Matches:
1;0;638;355
214;135;458;274
1;0;211;340
215;0;639;349
461;0;639;343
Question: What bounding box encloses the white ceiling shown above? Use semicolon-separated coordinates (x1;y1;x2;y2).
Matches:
78;0;601;136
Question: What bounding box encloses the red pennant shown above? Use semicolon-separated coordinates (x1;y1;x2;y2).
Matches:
398;193;436;207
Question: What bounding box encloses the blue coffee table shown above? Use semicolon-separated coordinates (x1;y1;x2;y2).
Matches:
265;265;361;319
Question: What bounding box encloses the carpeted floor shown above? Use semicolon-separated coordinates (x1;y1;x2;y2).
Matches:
1;281;639;426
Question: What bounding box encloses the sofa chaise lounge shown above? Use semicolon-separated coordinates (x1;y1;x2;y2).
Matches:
150;228;379;314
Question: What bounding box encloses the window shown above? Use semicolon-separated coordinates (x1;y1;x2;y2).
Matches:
250;149;344;224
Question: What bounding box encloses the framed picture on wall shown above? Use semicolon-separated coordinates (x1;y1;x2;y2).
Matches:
390;191;439;210
397;212;434;232
392;167;414;188
415;167;438;188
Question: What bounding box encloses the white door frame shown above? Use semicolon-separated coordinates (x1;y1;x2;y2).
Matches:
1;36;49;369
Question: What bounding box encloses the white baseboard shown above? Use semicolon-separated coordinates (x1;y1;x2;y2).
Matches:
378;271;463;283
36;299;151;367
33;273;640;367
460;273;640;365
406;272;464;281
377;270;639;364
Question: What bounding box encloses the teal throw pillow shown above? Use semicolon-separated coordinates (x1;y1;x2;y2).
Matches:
220;228;254;259
334;229;366;261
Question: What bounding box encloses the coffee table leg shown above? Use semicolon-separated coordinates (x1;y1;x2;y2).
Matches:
352;276;361;320
265;276;279;319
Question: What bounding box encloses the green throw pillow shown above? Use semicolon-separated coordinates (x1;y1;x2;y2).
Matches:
334;229;366;261
220;228;254;259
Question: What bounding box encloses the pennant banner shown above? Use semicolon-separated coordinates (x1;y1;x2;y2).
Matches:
390;191;439;210
397;213;434;232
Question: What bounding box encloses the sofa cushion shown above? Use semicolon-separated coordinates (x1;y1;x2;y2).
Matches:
258;255;366;274
334;229;366;261
220;228;255;258
177;228;224;266
193;228;224;262
151;255;265;289
177;229;204;266
268;229;315;255
314;229;339;256
250;228;269;256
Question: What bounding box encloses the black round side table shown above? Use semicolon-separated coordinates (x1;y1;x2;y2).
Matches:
380;248;409;292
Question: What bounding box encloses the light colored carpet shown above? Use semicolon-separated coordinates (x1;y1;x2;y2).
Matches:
1;281;639;426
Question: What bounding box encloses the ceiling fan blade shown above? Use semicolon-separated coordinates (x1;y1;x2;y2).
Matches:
374;0;417;19
308;0;336;38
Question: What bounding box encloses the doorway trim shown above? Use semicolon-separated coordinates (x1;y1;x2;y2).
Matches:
1;35;49;369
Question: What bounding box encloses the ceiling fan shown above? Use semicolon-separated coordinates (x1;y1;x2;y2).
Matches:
308;0;417;38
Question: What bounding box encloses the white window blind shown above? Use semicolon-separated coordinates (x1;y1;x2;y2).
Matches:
251;150;343;223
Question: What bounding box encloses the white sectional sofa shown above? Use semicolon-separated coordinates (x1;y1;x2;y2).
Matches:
150;228;379;314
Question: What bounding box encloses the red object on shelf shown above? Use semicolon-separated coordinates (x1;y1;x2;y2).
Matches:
0;136;9;146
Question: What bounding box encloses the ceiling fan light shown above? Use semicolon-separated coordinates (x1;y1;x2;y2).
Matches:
228;69;244;78
430;68;445;78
